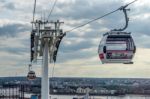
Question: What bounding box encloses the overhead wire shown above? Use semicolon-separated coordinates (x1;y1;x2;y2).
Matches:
47;0;58;77
47;0;58;20
32;0;37;29
51;63;55;78
65;9;119;33
65;0;138;33
124;0;138;7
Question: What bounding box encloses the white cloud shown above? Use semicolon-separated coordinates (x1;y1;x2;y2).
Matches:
0;0;150;78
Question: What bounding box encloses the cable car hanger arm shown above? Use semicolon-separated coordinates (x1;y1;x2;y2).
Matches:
112;0;138;31
112;5;130;31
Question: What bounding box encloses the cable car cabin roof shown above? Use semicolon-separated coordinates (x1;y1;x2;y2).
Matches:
107;35;131;38
104;32;133;42
106;36;132;42
103;31;131;36
28;71;36;74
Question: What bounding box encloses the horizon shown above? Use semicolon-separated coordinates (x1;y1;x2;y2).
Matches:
1;76;150;79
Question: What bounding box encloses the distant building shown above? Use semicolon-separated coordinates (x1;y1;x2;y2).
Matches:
76;87;92;94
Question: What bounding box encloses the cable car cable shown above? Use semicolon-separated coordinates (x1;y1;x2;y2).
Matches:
65;0;138;33
65;9;119;33
47;0;58;20
32;0;37;29
122;0;138;8
30;0;36;62
51;63;56;78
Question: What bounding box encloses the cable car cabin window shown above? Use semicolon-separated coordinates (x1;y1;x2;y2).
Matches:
105;35;134;59
106;35;134;51
106;42;127;51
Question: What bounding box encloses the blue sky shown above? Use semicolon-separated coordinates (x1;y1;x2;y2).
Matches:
0;0;150;78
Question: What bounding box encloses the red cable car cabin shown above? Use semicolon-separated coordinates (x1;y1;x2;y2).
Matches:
98;31;136;64
27;70;36;80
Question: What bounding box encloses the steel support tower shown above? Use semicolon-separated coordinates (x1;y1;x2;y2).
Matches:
31;20;64;99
